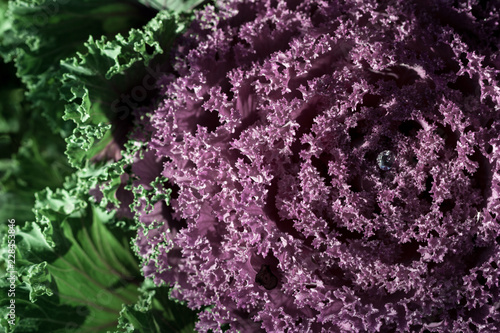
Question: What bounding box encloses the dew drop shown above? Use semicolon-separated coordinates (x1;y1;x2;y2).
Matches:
377;150;394;170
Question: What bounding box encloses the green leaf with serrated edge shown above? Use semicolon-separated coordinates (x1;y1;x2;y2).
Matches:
71;134;145;219
0;281;88;333
0;0;72;224
60;10;188;168
1;0;212;332
0;0;209;222
0;140;199;333
128;176;172;215
0;176;142;333
0;0;159;137
115;279;199;333
0;0;206;167
0;0;206;132
0;55;72;224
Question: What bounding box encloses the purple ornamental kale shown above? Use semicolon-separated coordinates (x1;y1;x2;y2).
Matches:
134;0;500;331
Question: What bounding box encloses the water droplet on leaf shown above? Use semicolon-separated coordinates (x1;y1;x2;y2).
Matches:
377;150;394;170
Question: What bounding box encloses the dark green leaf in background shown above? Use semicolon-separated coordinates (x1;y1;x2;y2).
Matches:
0;0;159;137
0;0;212;332
1;170;200;333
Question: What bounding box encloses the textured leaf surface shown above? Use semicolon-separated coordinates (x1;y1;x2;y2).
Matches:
0;0;158;137
0;55;71;224
1;176;140;332
60;10;187;168
117;279;198;333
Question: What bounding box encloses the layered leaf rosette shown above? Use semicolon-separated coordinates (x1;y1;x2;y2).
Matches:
130;0;500;332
